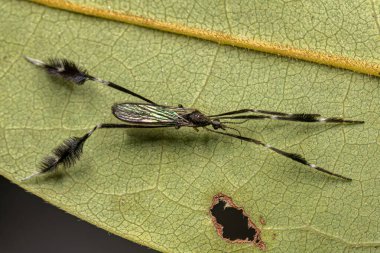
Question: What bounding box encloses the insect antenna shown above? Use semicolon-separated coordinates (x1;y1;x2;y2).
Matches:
24;56;155;104
205;128;352;181
218;124;242;134
224;125;243;144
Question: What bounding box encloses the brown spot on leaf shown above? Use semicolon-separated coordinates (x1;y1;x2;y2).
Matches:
260;216;266;225
210;193;266;250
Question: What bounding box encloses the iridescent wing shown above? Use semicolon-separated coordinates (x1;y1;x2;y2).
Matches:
112;102;196;126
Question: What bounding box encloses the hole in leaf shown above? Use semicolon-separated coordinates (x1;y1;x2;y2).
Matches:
210;193;266;250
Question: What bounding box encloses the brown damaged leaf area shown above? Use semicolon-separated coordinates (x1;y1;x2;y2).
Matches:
210;193;266;250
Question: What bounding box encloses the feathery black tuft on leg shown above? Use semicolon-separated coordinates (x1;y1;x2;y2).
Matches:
44;136;88;170
24;56;156;104
24;56;89;84
22;130;93;181
46;58;89;84
21;124;172;181
39;156;59;173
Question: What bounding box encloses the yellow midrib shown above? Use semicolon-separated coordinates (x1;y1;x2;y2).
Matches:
30;0;380;77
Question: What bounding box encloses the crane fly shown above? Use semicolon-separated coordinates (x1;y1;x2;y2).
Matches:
22;57;364;181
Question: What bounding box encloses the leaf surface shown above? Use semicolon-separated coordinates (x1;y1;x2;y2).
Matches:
0;1;379;252
29;0;380;77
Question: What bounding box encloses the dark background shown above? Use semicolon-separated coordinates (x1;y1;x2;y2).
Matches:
0;176;158;253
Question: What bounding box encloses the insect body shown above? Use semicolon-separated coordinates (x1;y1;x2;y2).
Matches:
22;57;364;181
110;102;363;181
112;103;222;129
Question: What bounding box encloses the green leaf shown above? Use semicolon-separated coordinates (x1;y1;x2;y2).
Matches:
1;0;379;252
28;0;380;77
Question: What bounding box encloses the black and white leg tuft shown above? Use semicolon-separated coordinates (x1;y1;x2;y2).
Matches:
24;56;156;104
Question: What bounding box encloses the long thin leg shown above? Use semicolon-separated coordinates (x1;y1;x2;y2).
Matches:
216;114;364;124
209;108;321;117
24;56;156;104
22;123;173;181
205;128;352;181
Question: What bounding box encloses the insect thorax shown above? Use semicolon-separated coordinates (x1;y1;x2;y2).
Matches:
184;111;212;127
